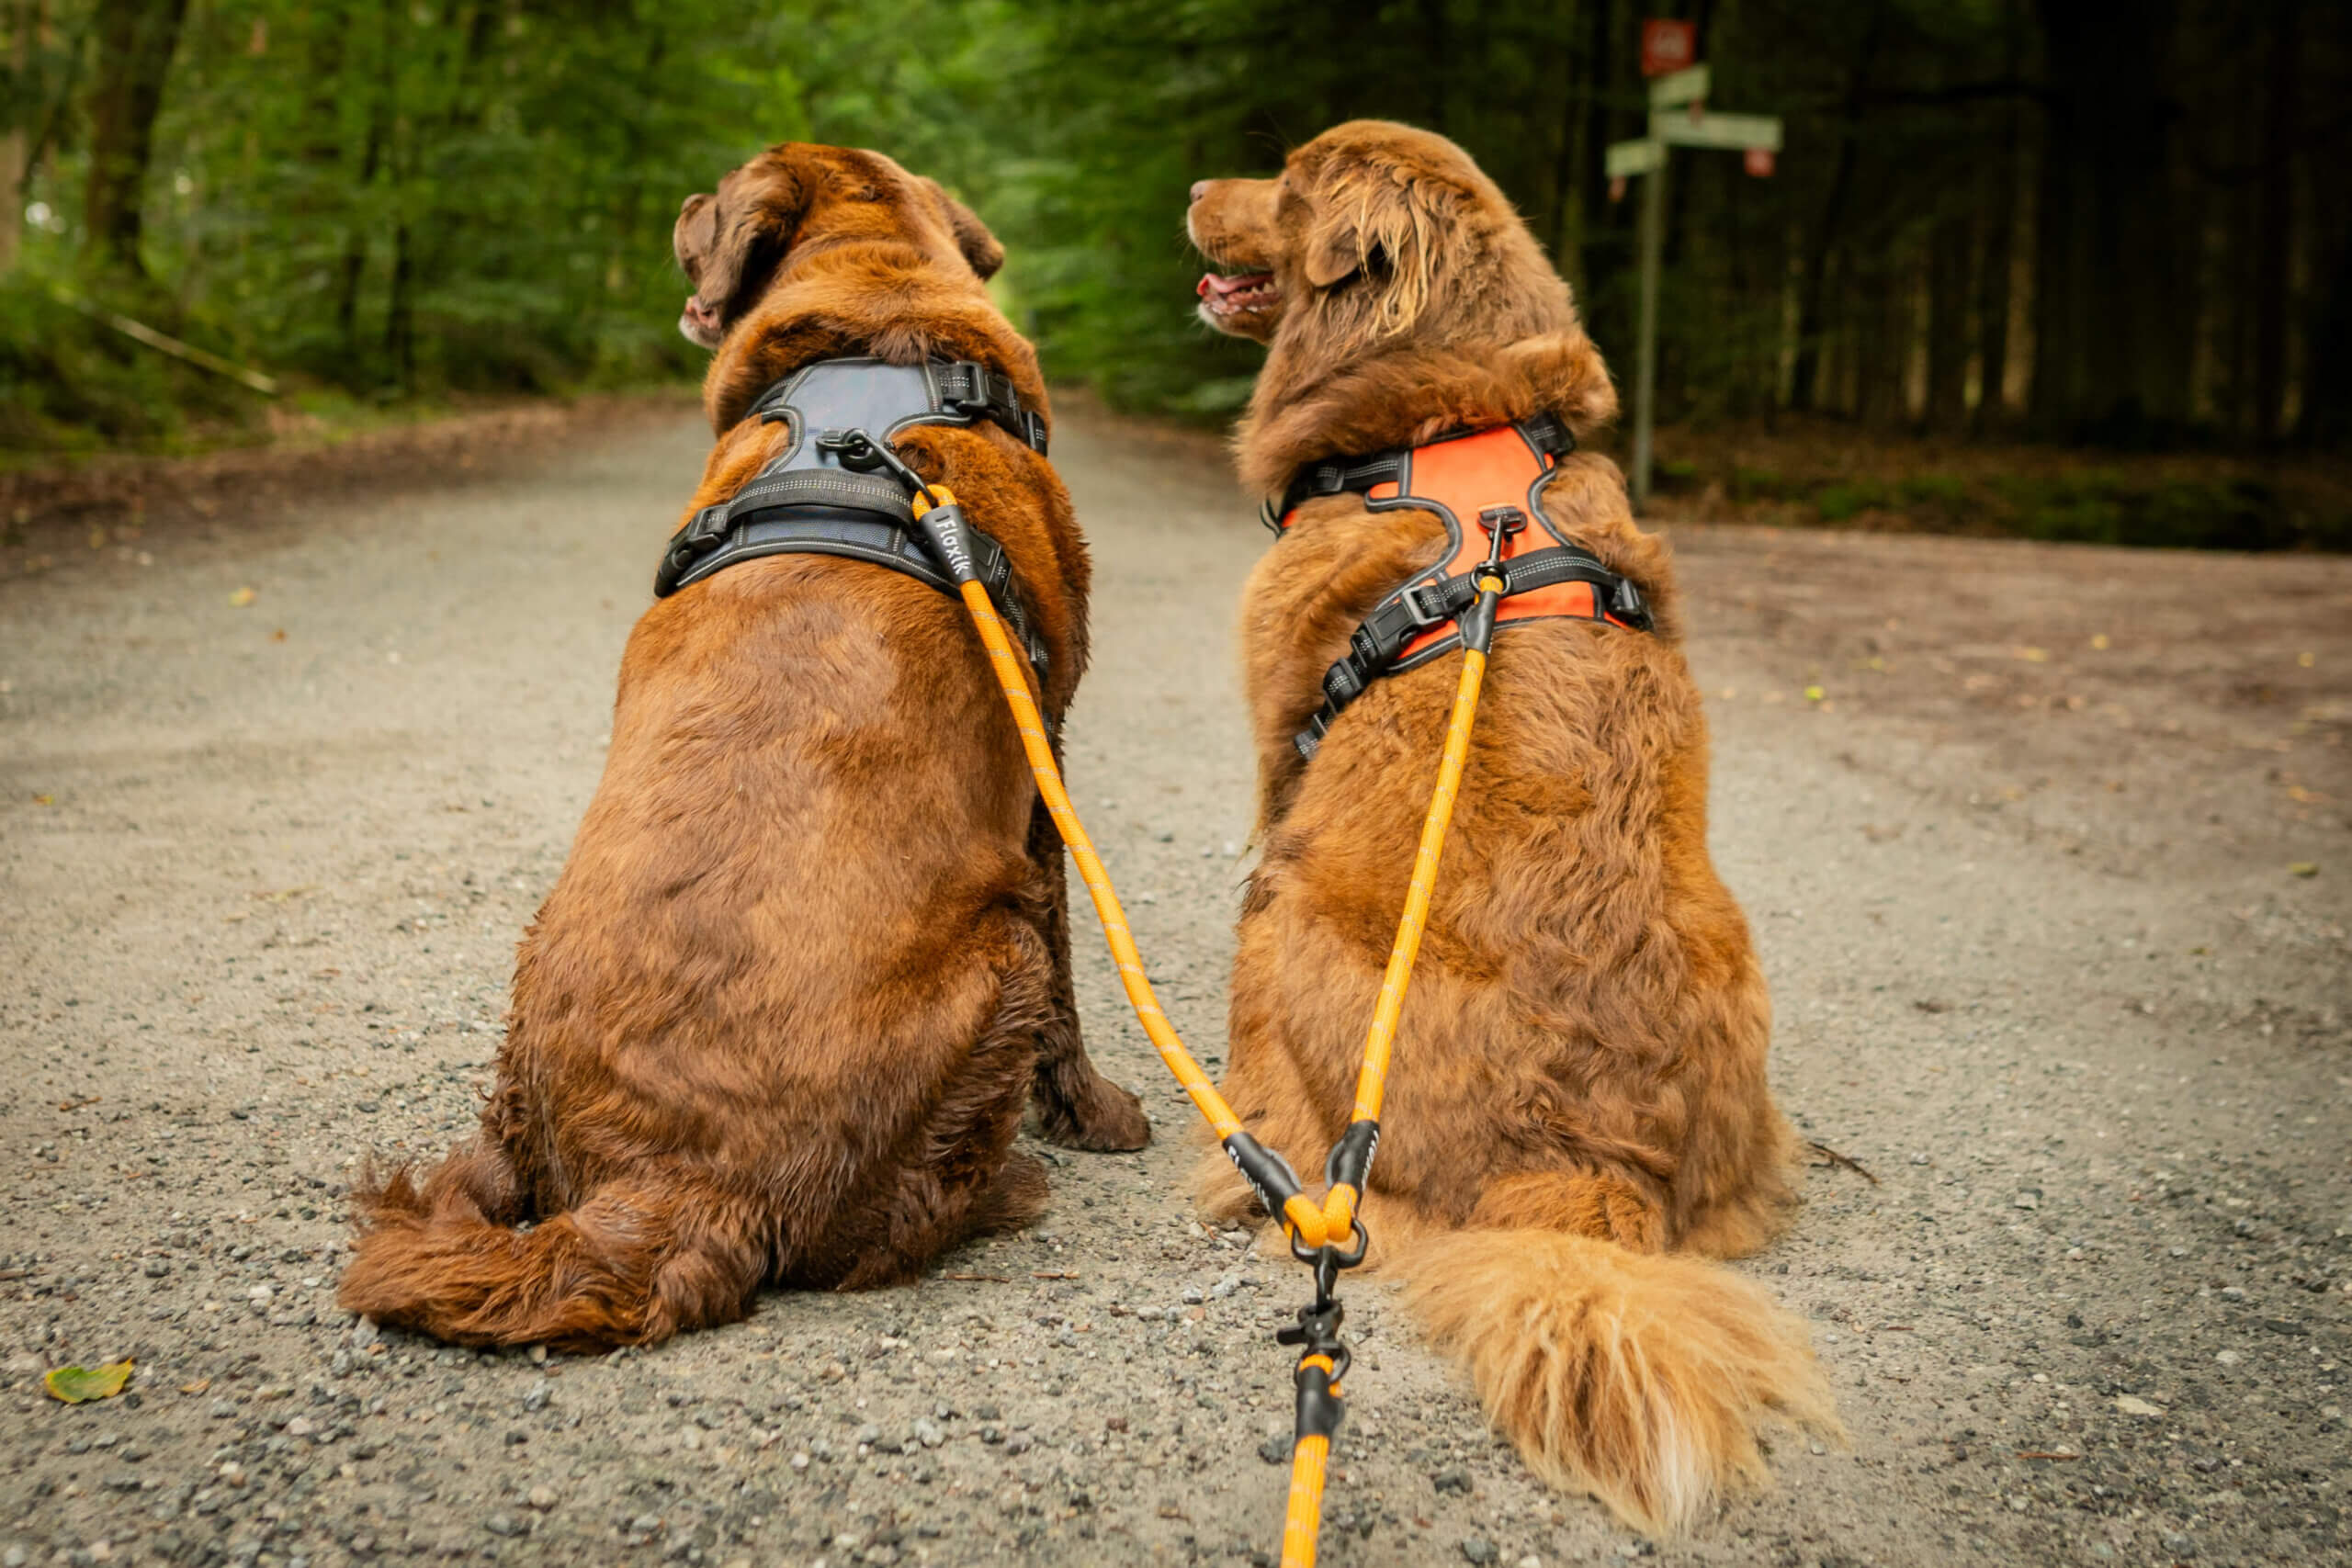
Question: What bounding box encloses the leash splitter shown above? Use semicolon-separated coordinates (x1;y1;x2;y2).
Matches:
852;423;1579;1568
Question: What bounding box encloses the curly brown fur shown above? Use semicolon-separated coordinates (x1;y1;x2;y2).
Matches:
1185;121;1838;1533
339;143;1147;1352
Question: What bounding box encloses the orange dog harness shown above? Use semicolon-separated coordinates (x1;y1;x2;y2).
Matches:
1267;417;1651;758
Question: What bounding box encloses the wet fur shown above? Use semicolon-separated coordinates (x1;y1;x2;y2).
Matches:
1187;121;1839;1533
339;144;1148;1352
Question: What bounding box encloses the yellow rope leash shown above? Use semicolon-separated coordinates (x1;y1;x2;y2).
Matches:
912;477;1499;1568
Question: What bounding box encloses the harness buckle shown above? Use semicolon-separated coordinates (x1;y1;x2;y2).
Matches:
1610;576;1652;630
1397;578;1453;630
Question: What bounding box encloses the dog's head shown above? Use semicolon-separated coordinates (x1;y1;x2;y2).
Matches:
673;144;1005;349
1188;119;1571;359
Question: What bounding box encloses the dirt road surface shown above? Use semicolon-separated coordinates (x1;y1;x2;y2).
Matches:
4;402;2348;1568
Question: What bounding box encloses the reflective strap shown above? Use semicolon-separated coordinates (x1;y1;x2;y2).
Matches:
1290;546;1647;759
935;360;1049;454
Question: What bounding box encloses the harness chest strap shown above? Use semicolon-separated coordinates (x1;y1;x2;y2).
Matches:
1267;416;1654;760
653;356;1053;674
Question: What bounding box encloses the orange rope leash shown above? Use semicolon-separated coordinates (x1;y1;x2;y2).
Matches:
918;479;1497;1568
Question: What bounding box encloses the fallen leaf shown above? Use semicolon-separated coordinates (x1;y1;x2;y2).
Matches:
270;628;287;643
2013;646;2049;662
45;1359;134;1404
180;1378;211;1394
2289;863;2319;878
2300;651;2316;668
251;886;320;903
229;587;256;607
32;793;54;806
2113;1393;2165;1417
2089;634;2110;650
1804;684;1826;702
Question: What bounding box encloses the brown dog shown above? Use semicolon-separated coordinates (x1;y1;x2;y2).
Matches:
338;143;1148;1350
1187;121;1838;1533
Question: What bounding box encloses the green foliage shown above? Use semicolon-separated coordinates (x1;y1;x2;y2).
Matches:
0;276;264;454
8;0;2351;477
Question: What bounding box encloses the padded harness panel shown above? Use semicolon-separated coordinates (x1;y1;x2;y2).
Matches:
653;357;1051;673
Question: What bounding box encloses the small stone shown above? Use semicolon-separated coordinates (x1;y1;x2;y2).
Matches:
520;1379;550;1413
1181;1285;1205;1305
679;1427;703;1451
143;1258;170;1278
1460;1539;1497;1565
912;1418;944;1450
1431;1466;1471;1495
1518;1558;1544;1568
348;1318;379;1351
854;1423;882;1449
525;1486;557;1511
527;1345;548;1365
483;1513;524;1539
1002;1432;1032;1456
2013;1190;2041;1210
789;1450;810;1472
2214;1349;2243;1367
2114;1393;2165;1417
2161;1532;2197;1558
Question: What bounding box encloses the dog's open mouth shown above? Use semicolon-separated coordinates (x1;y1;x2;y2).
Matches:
1196;270;1280;317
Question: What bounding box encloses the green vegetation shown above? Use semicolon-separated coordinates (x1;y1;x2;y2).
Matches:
6;1;2351;549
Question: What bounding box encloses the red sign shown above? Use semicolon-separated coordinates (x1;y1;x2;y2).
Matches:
1744;147;1776;177
1641;18;1696;77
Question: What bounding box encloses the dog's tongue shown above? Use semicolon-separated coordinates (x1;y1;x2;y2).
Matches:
1197;271;1272;299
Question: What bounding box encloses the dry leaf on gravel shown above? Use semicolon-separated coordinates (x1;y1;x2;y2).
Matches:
45;1359;134;1403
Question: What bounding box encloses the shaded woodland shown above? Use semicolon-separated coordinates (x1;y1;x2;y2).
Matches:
6;0;2350;467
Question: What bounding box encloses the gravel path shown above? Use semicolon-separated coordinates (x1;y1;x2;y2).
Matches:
2;402;2347;1568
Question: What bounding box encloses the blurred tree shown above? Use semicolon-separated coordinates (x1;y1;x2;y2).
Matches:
5;0;2349;457
80;0;184;276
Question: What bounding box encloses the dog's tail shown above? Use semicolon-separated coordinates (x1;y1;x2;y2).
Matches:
336;1147;763;1351
1394;1224;1840;1535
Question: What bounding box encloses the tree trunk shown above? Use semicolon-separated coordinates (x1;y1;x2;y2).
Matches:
0;0;35;275
2030;0;2184;440
2249;0;2296;444
1792;0;1887;412
1973;0;2024;429
1925;215;1973;433
80;0;189;278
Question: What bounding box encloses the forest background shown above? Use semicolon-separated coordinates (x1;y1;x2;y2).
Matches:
6;0;2350;549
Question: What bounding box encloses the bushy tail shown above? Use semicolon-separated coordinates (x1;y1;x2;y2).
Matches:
1396;1227;1841;1536
337;1153;762;1352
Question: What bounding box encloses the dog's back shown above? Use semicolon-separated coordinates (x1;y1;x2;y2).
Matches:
1188;120;1838;1533
338;144;1144;1350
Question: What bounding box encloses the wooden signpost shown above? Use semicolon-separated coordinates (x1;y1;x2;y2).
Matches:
1610;47;1781;507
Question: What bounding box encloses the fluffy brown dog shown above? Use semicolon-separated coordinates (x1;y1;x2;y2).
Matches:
337;143;1148;1349
1187;121;1838;1533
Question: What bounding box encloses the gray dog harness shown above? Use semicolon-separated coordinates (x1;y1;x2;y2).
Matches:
653;357;1052;674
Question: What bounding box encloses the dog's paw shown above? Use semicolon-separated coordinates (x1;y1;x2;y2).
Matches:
1039;1076;1151;1152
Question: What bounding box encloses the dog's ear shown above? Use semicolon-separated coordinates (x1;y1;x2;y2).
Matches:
676;156;809;333
922;177;1005;281
1301;157;1456;338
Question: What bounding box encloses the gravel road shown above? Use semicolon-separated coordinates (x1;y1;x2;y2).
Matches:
3;400;2348;1568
